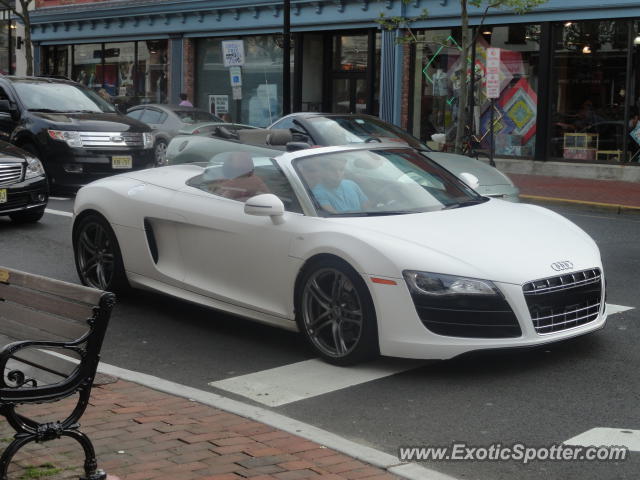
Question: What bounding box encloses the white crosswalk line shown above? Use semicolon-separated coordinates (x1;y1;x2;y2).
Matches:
607;304;634;315
564;428;640;452
45;208;73;218
209;358;423;407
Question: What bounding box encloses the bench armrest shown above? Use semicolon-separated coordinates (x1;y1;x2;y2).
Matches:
0;339;84;389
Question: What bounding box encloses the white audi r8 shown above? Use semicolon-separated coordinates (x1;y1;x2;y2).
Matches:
72;145;607;365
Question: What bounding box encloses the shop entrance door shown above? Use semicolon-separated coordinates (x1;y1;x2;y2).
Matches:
331;77;368;114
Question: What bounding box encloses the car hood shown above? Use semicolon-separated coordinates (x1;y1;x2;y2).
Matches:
31;112;150;132
329;199;600;284
424;151;514;187
0;140;28;163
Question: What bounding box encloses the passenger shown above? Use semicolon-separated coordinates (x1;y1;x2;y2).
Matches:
211;152;270;202
299;161;323;189
311;157;368;213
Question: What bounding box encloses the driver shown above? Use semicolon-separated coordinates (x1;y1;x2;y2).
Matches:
311;157;369;213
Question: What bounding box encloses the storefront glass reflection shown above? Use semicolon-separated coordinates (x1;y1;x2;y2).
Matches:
551;21;629;161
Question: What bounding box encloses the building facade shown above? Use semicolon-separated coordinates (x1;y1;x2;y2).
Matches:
29;0;640;163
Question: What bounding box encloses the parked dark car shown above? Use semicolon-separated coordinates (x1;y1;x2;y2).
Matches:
126;104;224;164
0;140;48;223
0;76;155;191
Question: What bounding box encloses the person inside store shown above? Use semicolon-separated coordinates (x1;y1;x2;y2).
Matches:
179;93;193;107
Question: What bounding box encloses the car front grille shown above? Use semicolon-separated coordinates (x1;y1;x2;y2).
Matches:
522;268;602;334
0;163;23;186
79;132;144;148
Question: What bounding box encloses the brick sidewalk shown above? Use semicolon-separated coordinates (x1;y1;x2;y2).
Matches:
2;379;399;480
510;173;640;208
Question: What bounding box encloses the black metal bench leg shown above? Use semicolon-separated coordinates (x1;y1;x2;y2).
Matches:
62;430;107;480
0;434;39;480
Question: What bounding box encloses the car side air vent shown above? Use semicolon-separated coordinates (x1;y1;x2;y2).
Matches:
143;218;159;264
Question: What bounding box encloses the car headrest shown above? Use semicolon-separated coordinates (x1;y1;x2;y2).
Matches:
222;152;255;178
266;129;293;146
237;129;271;145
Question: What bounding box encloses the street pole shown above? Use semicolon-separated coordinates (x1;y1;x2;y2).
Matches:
282;0;291;115
490;99;495;167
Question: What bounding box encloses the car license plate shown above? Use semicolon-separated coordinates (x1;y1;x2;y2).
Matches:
112;155;132;169
0;189;6;204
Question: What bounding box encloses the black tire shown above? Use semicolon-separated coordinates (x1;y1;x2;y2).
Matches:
154;139;168;166
295;257;379;365
73;213;129;293
9;207;45;224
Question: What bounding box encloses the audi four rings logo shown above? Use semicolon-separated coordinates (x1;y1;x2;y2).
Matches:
551;261;574;271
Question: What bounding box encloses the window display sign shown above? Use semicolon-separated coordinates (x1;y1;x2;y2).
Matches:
209;94;229;116
222;40;245;67
486;47;501;99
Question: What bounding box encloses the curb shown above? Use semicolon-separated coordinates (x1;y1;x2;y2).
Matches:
47;351;456;480
520;195;640;214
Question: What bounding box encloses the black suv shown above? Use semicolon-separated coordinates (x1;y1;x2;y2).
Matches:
0;140;48;223
0;76;155;190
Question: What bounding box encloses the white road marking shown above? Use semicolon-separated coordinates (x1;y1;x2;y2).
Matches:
564;428;640;452
208;358;423;407
41;350;452;480
44;208;73;217
607;304;634;315
49;196;72;201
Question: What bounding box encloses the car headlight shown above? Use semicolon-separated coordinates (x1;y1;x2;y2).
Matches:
24;155;46;179
143;132;154;149
403;271;498;296
48;130;83;148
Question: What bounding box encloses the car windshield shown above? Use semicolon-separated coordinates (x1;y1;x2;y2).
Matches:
307;116;426;149
294;148;486;216
13;81;116;113
174;110;223;124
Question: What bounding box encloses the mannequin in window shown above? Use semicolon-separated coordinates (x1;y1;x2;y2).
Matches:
432;61;448;132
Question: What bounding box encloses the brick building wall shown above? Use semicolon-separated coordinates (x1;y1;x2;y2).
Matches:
183;38;195;104
36;0;105;7
400;42;411;131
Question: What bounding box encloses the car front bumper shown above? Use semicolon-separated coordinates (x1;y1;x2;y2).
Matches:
369;270;607;360
0;175;48;216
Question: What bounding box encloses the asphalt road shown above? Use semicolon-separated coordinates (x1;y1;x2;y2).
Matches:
1;198;638;480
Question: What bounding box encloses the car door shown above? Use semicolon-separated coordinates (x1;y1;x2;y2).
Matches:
169;155;305;319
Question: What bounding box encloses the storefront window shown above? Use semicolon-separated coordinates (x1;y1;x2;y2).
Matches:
73;44;104;90
0;17;10;74
410;29;462;143
551;20;629;161
137;40;169;105
475;25;541;157
196;35;287;126
102;42;135;109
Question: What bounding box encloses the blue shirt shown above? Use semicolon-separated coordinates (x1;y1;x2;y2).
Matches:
312;180;368;212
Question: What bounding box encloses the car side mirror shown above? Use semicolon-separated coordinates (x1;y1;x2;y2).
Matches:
460;172;480;191
286;142;311;152
244;194;285;224
0;99;13;115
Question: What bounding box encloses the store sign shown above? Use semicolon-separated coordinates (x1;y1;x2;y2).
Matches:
222;40;245;67
209;94;229;116
486;47;501;99
229;66;242;87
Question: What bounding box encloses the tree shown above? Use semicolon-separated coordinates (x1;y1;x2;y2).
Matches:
0;0;34;76
378;0;547;154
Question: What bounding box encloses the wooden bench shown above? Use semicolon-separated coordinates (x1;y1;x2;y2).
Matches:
0;266;115;480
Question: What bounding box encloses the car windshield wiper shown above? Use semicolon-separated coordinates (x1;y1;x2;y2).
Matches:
442;199;487;210
362;210;419;216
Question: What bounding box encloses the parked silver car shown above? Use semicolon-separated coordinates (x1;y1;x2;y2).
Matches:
127;104;224;165
269;113;520;202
